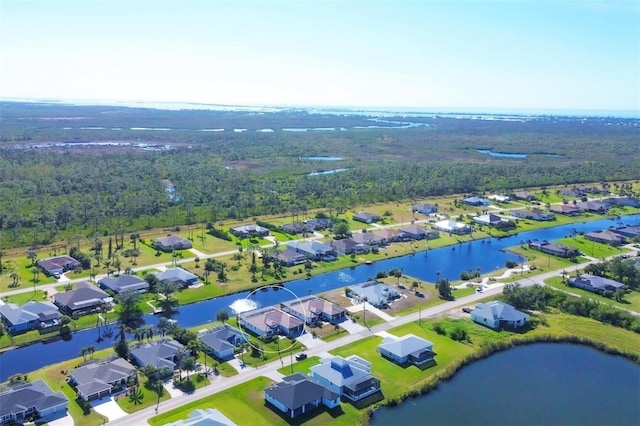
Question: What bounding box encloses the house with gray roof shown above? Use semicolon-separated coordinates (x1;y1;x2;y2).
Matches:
471;301;529;329
0;379;68;424
98;274;149;294
129;339;185;370
528;241;580;258
310;355;381;402
612;225;640;239
154;267;199;288
280;296;346;325
237;307;304;338
577;200;608;214
584;230;627;246
197;324;246;360
346;281;399;308
351;231;386;246
550;204;580;216
472;213;505;227
36;255;81;277
230;224;270;238
352;212;380;224
69;358;136;401
152;235;193;252
0;301;61;334
462;196;490;207
287;241;337;261
378;334;434;366
412;203;438;215
53;282;113;317
164;408;237;426
511;209;555;221
399;224;439;240
568;274;625;293
434;220;472;235
264;373;340;419
273;248;308;267
372;228;404;243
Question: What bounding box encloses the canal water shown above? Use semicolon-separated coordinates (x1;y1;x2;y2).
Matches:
369;343;640;426
0;215;637;380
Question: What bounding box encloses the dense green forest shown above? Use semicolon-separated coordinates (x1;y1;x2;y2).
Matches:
0;101;638;249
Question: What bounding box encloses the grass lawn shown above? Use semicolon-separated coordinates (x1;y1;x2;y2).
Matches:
554;236;630;259
0;256;56;294
505;245;583;272
116;379;171;414
545;276;640;313
3;290;47;305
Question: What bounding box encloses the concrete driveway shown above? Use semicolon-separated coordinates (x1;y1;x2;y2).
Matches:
90;396;128;421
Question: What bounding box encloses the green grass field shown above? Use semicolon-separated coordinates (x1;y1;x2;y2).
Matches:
545;276;640;313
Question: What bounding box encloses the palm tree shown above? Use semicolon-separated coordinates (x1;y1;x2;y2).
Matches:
128;387;144;405
9;272;18;287
180;356;197;383
216;310;229;324
156;317;170;338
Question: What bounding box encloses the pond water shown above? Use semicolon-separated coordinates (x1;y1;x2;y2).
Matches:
370;343;640;426
477;149;528;159
0;215;637;380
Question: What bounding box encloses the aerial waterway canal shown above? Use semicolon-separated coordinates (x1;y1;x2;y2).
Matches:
0;215;637;380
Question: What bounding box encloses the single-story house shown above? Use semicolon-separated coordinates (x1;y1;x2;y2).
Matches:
230;224;270;238
274;248;309;267
351;232;386;246
462;196;490;207
0;301;61;334
471;301;529;329
472;213;505;227
612;225;640;239
265;373;341;419
576;200;608;214
513;192;538;201
378;334;434;366
281;222;312;235
36;255;81;277
399;224;439;240
549;204;580;216
154;267;199;288
528;241;580;258
372;228;404;243
198;324;246;360
237;307;304;338
346;281;400;308
304;218;334;231
0;380;68;424
568;274;625;293
488;194;510;203
330;238;369;255
511;209;555;221
98;275;149;294
310;355;381;402
584;230;627;246
151;235;193;252
603;196;640;208
129;339;185;370
69;358;136;401
412;203;438;215
434;220;472;235
352;212;381;224
164;408;237;426
287;241;337;261
281;296;347;325
53;282;113;317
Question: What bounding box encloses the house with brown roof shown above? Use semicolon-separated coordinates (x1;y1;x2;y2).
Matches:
330;238;369;255
549;204;580;216
399;224;439;240
585;230;627;246
237;307;304;338
281;296;347;325
528;241;580;258
577;200;608;214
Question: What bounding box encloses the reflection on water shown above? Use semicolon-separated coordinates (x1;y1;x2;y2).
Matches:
229;298;259;314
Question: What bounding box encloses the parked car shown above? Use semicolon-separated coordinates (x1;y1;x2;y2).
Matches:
295;353;307;361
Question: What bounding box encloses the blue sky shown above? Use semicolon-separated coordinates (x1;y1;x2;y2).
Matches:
1;0;638;112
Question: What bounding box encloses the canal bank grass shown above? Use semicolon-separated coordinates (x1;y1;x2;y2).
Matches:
505;245;581;271
545;276;640;313
554;236;631;259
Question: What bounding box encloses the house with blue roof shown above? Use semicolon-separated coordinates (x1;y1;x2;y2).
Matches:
463;196;490;207
0;380;68;424
129;339;185;370
346;281;400;308
310;355;381;403
471;301;529;329
0;301;61;334
378;334;434;366
198;324;246;360
164;408;237;426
